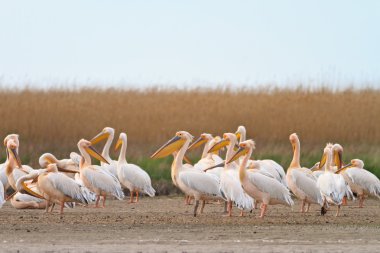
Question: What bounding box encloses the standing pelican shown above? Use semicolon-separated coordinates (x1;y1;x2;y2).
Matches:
90;127;118;177
228;140;293;218
208;133;253;216
287;133;323;212
78;139;124;207
151;131;224;217
336;159;380;208
317;145;351;216
235;126;287;187
115;133;155;203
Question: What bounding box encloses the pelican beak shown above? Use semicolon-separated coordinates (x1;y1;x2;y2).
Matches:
9;148;22;168
318;153;327;170
310;163;320;171
208;138;229;153
187;136;207;151
336;163;353;174
151;135;185;159
45;156;56;165
85;145;110;164
22;182;45;199
90;131;110;145
233;144;240;152
204;162;225;172
227;146;248;164
333;150;343;169
57;166;79;174
114;138;122;151
183;155;192;165
235;132;241;139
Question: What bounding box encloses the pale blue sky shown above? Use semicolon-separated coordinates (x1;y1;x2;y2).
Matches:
0;0;379;89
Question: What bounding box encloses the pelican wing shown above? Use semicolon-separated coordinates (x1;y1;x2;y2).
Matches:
0;165;9;190
179;171;223;199
220;170;253;210
82;166;124;200
0;180;4;208
47;173;95;204
291;169;322;205
346;168;380;198
247;171;294;206
118;164;155;197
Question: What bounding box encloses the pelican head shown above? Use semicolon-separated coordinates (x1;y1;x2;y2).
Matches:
332;144;343;169
187;133;213;151
77;139;110;164
289;133;299;144
46;163;59;173
151;131;193;159
115;132;127;151
5;135;22;168
235;125;246;140
208;133;237;153
227;139;255;164
318;145;333;170
90;127;115;145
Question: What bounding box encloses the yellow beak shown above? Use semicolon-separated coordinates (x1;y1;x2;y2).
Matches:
335;163;353;174
114;138;123;151
208;139;229;153
22;182;45;199
333;150;343;169
318;153;327;170
187;136;207;151
183;155;192;165
235;132;241;139
9;148;23;169
151;135;186;159
85;145;110;164
204;162;225;172
227;146;248;164
90;131;110;145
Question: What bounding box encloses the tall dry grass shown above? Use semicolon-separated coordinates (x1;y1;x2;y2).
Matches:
0;87;379;178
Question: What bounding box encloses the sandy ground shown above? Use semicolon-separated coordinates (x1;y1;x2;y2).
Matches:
0;196;379;253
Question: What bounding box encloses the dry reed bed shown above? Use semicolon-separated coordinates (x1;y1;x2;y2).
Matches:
0;88;378;174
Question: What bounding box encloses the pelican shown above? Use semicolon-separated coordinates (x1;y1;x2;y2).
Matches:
228;140;293;218
39;153;80;179
90;127;118;177
151;131;224;217
287;133;323;212
77;139;124;207
336;159;380;208
115;132;155;203
235;126;287;187
317;145;352;216
208;133;253;216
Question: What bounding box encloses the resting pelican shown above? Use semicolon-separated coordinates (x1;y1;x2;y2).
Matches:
208;133;253;216
78;139;124;207
188;134;224;172
235;126;287;187
90;127;118;177
115;132;155;203
10;193;46;209
151;131;224;217
336;159;380;208
317;145;352;216
287;133;323;212
228;140;293;218
39;153;80;179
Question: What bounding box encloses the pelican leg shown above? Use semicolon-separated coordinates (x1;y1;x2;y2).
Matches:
184;195;188;205
129;191;134;203
259;204;267;218
45;200;50;213
239;210;244;217
359;195;364;208
300;199;305;213
342;196;347;206
60;202;64;214
49;203;55;213
200;200;206;214
335;205;341;217
102;195;106;208
305;203;311;212
227;201;232;217
194;200;200;217
223;201;228;213
95;195;100;207
135;191;139;203
321;199;327;216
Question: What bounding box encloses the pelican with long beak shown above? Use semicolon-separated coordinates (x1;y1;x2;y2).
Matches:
39;153;80;179
207;133;253;216
228;140;293;218
336;159;380;208
151;131;224;217
77;139;124;207
115;132;155;203
317;145;352;216
90;127;118;177
286;133;323;213
235;125;287;187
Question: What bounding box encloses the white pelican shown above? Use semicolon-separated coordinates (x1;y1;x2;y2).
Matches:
77;139;124;207
235;126;287;187
10;193;46;209
287;133;323;212
208;133;253;216
317;145;352;216
90;127;118;177
115;132;155;203
39;152;81;178
151;131;224;217
188;134;224;172
228;140;293;218
336;159;380;208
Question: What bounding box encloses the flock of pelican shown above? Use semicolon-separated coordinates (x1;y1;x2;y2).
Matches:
0;125;379;219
